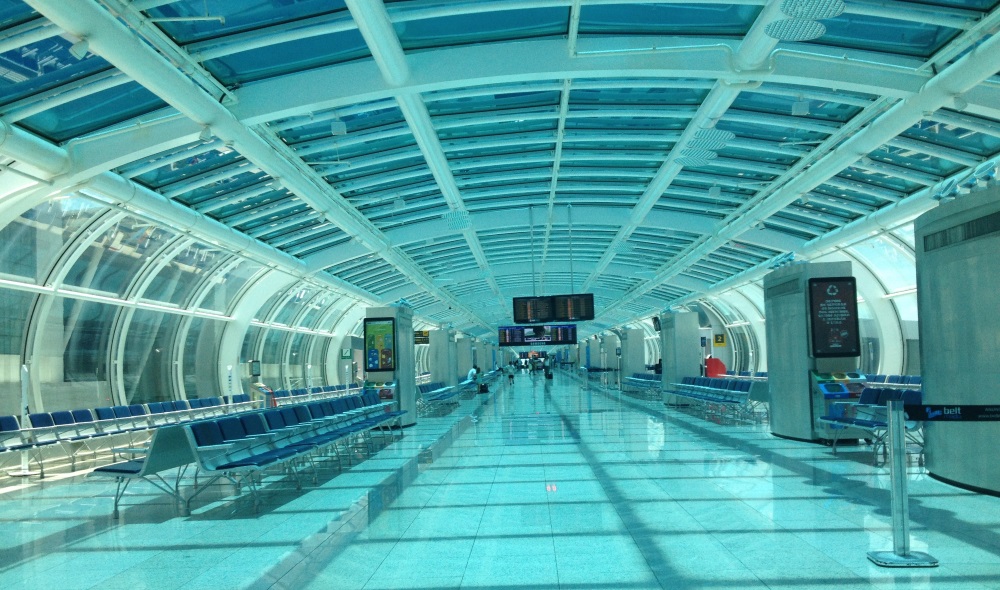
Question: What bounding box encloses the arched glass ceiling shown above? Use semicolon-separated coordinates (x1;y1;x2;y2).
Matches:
2;0;1000;339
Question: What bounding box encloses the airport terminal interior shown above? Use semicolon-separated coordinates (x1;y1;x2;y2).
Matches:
1;1;1000;588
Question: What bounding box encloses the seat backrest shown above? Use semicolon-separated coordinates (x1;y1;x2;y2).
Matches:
72;409;95;423
189;421;225;447
875;389;903;405
94;407;116;420
263;410;286;430
240;414;268;436
29;413;55;428
292;406;312;423
905;375;922;385
188;398;204;409
172;400;190;412
901;389;922;406
886;375;902;384
0;415;19;432
308;403;327;419
331;399;349;414
129;404;146;417
279;407;300;426
147;402;165;414
51;411;75;426
857;387;880;405
217;417;247;441
207;397;222;406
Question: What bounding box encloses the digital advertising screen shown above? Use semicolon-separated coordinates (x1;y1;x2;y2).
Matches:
363;317;397;371
808;277;861;358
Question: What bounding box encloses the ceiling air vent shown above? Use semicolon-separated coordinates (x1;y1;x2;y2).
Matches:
923;210;1000;253
443;210;472;230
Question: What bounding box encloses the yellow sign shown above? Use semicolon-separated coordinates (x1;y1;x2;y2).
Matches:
713;333;726;346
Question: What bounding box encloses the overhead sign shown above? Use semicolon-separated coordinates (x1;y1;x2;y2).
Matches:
808;277;861;358
414;330;430;345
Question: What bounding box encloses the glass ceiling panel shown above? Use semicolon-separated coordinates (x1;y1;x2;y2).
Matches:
910;0;999;8
203;28;369;86
847;237;915;293
0;2;35;28
0;37;112;107
394;8;568;51
132;144;243;189
716;119;823;145
837;166;921;194
174;168;270;207
145;0;347;44
277;106;405;143
17;81;166;142
810;13;960;59
903;119;1000;157
866;147;963;176
891;223;915;249
425;89;561;116
578;4;759;35
731;91;863;123
564;117;687;132
572;84;710;105
210;187;290;220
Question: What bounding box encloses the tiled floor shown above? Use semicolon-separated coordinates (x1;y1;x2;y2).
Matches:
2;372;999;589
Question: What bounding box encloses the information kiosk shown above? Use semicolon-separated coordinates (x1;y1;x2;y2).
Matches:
764;261;862;441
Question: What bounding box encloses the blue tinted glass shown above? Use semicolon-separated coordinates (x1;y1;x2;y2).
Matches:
210;187;291;220
133;145;243;189
579;4;758;34
903;117;1000;157
235;203;312;233
18;81;166;142
0;0;34;27
837;166;921;193
733;91;863;122
0;36;111;106
427;90;561;115
60;297;114;381
572;83;710;105
0;196;105;283
812;14;960;58
287;231;346;257
276;106;404;143
273;288;312;325
146;0;346;44
175;168;271;207
867;149;963;176
396;8;568;50
203;29;369;85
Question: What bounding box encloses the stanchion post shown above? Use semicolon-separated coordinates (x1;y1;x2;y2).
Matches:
9;364;39;477
867;400;937;568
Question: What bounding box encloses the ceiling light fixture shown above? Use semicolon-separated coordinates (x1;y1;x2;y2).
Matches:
791;97;810;116
69;39;89;60
330;120;348;135
198;126;213;142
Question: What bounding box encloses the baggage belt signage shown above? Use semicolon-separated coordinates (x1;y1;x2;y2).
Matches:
904;405;1000;421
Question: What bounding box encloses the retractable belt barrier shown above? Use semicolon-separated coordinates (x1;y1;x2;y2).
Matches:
870;403;1000;568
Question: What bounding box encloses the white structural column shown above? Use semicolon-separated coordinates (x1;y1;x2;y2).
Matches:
345;0;504;303
580;0;787;293
24;0;492;332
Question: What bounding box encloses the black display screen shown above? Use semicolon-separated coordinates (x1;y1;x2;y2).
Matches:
808;277;861;358
552;293;594;321
414;330;430;345
513;293;594;323
498;324;577;347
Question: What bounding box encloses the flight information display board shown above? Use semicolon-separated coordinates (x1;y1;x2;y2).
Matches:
498;324;577;347
552;293;594;321
364;317;396;371
513;293;594;323
808;277;861;358
513;296;555;324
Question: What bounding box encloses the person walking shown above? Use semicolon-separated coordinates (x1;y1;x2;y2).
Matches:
505;361;516;386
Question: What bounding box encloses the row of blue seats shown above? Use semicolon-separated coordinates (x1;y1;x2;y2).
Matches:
94;392;405;517
271;384;357;400
666;377;754;416
724;371;768;378
1;395;255;475
820;388;924;461
868;374;921;386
